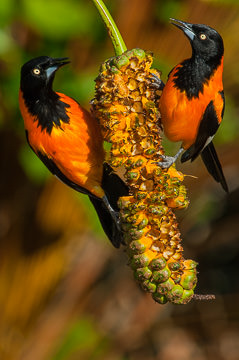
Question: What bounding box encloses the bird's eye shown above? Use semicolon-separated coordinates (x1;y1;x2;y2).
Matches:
199;33;207;40
32;68;41;75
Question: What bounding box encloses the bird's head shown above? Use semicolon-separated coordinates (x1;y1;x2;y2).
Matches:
20;56;70;93
170;18;224;63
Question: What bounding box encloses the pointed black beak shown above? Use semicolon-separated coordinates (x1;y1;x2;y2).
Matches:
170;18;195;41
45;57;70;79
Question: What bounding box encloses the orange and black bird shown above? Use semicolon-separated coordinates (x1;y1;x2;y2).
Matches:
19;56;128;247
158;18;228;192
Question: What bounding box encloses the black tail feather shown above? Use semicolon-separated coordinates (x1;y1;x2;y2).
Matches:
201;142;228;192
90;163;129;248
89;196;122;248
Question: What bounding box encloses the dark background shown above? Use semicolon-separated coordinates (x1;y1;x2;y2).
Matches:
0;0;239;359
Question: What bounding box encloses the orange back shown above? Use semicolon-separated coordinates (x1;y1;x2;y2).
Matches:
19;91;105;198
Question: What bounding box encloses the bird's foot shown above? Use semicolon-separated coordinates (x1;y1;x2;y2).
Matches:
147;72;165;90
154;148;184;169
154;155;178;169
111;210;121;231
102;195;121;231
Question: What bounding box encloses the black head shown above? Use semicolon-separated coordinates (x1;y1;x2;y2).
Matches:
20;56;70;93
170;18;224;63
20;56;71;134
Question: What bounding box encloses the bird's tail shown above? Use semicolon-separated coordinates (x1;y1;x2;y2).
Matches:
89;163;129;248
201;142;228;192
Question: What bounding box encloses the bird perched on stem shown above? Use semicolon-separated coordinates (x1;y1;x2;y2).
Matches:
19;56;128;247
158;18;228;192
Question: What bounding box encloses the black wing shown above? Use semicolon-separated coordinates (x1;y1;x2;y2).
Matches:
180;94;228;192
181;100;220;162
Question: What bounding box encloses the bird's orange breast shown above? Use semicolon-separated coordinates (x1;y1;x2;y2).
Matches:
19;91;105;198
160;59;224;150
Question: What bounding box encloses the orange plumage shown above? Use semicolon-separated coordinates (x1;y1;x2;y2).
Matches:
160;59;224;150
19;90;105;198
19;56;128;247
158;19;228;192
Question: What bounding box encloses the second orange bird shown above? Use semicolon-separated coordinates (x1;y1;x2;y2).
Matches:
19;56;128;247
158;18;228;192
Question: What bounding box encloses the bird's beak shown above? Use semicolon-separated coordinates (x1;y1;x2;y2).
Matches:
170;18;195;41
45;57;70;79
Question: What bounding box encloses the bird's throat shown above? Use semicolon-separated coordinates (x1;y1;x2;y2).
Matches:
172;55;221;99
22;88;70;134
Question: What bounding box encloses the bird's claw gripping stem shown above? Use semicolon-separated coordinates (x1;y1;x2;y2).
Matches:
154;148;184;169
102;195;121;231
147;73;165;90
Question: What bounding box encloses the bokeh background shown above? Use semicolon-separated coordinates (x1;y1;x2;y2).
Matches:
0;0;239;359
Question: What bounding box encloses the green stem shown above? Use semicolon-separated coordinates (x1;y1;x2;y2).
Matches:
92;0;127;56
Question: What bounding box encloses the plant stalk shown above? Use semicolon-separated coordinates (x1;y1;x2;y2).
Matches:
92;0;127;56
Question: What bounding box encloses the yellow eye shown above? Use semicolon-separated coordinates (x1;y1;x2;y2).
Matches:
200;33;207;40
33;68;41;75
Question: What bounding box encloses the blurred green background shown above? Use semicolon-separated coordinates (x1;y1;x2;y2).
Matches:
0;0;239;359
